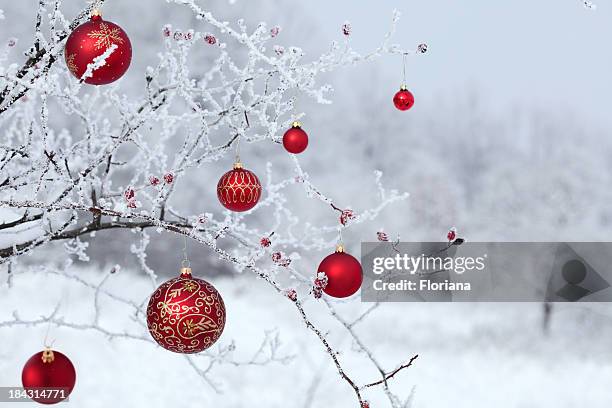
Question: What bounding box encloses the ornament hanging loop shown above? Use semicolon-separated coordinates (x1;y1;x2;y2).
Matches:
401;52;408;88
336;227;345;252
43;310;57;350
234;133;242;167
180;234;191;274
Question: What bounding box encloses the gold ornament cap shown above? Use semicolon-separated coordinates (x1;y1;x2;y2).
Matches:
233;161;243;169
41;348;55;364
180;267;192;276
292;121;302;128
335;244;345;253
91;9;102;20
400;84;408;91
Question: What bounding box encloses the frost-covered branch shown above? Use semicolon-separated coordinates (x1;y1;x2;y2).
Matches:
0;1;421;406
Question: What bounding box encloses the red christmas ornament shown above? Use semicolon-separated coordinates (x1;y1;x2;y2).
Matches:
317;245;363;298
147;267;226;354
393;85;415;111
21;349;76;405
64;10;132;85
283;122;309;154
217;162;262;212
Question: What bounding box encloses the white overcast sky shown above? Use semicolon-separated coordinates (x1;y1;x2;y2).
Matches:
298;0;612;128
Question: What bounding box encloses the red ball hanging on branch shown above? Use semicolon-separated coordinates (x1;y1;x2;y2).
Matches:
217;162;262;212
146;266;226;354
282;121;309;154
393;85;415;111
21;348;76;405
317;245;363;298
64;9;132;85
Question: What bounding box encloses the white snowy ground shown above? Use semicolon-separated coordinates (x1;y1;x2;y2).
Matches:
1;267;611;408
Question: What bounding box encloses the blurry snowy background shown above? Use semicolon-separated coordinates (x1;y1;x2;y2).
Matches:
1;0;612;407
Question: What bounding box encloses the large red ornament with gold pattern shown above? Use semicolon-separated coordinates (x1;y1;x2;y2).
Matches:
146;267;226;354
217;162;262;212
21;348;76;404
317;245;363;298
64;10;132;85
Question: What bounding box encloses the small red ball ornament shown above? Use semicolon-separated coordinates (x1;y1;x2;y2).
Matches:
283;121;309;154
64;10;132;85
393;85;415;111
147;267;226;354
317;245;363;298
217;162;262;212
21;348;76;405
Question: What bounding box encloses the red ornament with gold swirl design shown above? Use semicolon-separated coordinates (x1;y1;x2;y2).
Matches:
146;267;226;354
217;162;262;212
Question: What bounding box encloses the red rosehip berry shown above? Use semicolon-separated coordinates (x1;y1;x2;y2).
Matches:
340;209;355;226
204;34;217;45
342;22;352;36
124;187;135;200
447;228;457;242
377;231;389;242
285;289;297;301
314;272;328;289
278;258;291;267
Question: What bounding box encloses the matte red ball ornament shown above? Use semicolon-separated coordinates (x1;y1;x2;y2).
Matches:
64;10;132;85
217;162;262;212
147;267;226;354
21;349;76;405
283;121;309;154
317;245;363;298
393;85;415;111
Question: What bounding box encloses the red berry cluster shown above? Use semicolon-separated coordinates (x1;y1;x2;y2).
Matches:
271;252;291;267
